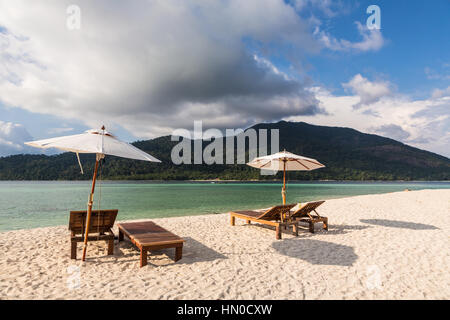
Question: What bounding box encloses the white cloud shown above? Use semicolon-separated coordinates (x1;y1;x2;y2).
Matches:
287;76;450;157
47;127;74;135
0;0;324;138
431;86;450;98
425;66;450;81
342;74;392;107
292;0;343;17
0;121;34;156
315;22;385;52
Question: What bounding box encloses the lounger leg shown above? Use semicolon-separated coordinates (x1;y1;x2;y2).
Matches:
309;222;315;233
175;246;182;262
276;225;282;240
246;220;251;224
118;229;124;242
230;215;235;226
293;223;298;237
71;241;77;259
107;239;114;255
323;218;328;231
140;248;147;267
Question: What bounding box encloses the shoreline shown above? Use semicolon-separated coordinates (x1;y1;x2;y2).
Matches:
1;187;450;233
1;189;449;299
1;188;449;233
1;179;449;183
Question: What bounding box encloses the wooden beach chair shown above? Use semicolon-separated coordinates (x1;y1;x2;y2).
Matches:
289;201;327;233
69;209;118;259
117;221;185;267
229;204;298;239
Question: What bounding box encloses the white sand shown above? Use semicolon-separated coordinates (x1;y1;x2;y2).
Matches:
0;189;449;300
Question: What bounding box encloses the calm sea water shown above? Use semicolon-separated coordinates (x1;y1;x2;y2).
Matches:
0;181;449;231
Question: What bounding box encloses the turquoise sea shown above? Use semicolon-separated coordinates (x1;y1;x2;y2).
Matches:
0;181;449;231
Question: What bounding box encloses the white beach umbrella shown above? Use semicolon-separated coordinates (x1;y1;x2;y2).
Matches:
25;126;161;261
247;150;325;204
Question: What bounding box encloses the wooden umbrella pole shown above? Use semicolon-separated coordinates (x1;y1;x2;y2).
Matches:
81;158;100;261
282;160;286;205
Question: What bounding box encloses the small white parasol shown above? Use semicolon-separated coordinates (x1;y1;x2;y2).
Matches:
25;126;161;261
247;150;325;204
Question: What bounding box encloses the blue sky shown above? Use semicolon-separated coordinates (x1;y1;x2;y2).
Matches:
305;0;450;96
0;0;449;157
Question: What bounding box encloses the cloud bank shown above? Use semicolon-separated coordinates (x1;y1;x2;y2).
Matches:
0;0;326;137
0;121;34;156
288;76;450;157
1;1;445;158
343;74;393;107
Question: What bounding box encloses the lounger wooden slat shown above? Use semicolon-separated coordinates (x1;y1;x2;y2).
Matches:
68;209;118;259
289;201;328;233
117;221;185;267
230;211;261;218
229;204;298;239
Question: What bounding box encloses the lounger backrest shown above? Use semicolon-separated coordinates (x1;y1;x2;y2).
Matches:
257;204;296;220
69;209;118;234
291;201;325;218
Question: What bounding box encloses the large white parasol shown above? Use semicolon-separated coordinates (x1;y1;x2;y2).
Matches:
247;150;325;204
25;126;161;261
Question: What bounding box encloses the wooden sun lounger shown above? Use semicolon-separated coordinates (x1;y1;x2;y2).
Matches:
289;201;327;233
117;221;185;267
229;204;298;239
69;209;118;259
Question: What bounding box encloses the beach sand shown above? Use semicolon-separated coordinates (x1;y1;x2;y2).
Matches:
0;189;449;300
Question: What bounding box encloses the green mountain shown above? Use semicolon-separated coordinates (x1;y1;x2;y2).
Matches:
0;121;449;181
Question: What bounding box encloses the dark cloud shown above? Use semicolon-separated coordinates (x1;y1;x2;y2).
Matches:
372;124;410;141
0;0;323;137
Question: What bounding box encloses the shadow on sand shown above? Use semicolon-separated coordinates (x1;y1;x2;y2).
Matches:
272;239;358;266
242;223;298;237
177;237;227;264
298;223;371;235
246;222;370;237
360;219;439;230
114;236;227;266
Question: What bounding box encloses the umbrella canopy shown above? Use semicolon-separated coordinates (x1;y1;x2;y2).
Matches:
25;128;160;162
247;150;325;205
25;126;161;261
247;150;324;171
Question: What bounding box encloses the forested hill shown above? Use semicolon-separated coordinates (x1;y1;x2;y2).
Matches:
0;121;449;181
